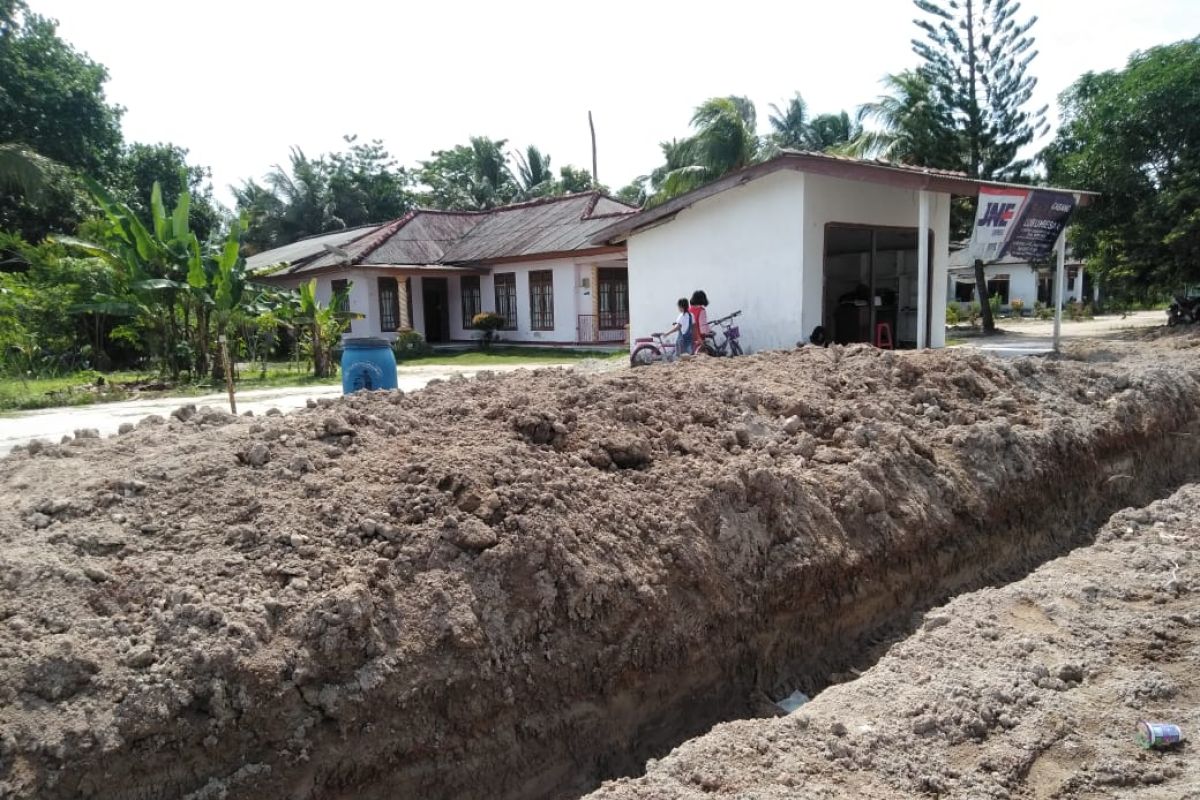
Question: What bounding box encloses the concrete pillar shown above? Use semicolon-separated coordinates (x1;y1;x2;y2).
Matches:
1053;231;1066;352
917;190;930;349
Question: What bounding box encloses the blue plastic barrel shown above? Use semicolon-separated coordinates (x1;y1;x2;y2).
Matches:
341;337;398;394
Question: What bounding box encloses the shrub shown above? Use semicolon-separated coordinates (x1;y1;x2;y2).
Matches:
392;328;431;359
945;303;961;325
1010;298;1025;315
967;301;982;326
988;294;1002;317
1034;301;1053;320
471;312;506;349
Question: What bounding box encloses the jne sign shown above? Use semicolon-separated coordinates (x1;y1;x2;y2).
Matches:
966;186;1077;264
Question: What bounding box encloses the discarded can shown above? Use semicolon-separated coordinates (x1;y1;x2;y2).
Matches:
1136;721;1184;749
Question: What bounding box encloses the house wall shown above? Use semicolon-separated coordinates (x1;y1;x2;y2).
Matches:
626;170;807;353
947;264;1039;309
625;169;953;352
801;172;951;348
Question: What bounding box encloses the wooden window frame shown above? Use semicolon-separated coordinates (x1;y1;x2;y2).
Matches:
461;275;481;328
494;272;518;330
529;270;554;331
597;267;629;330
377;277;400;332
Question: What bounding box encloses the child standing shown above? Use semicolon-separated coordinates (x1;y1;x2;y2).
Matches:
688;290;710;353
659;297;694;360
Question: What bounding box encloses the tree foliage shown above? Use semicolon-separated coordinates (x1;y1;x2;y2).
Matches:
113;143;224;244
910;0;1047;180
849;70;961;168
418;136;517;210
767;94;861;153
1043;38;1200;295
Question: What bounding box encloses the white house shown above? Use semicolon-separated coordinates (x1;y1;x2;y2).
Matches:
591;151;1095;351
947;247;1094;311
249;192;636;346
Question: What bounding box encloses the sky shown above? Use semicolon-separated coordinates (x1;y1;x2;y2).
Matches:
31;0;1200;208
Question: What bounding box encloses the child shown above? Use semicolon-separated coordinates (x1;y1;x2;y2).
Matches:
688;290;710;353
659;297;694;360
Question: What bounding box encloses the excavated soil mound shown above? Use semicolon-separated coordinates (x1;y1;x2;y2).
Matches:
2;336;1200;799
589;482;1200;799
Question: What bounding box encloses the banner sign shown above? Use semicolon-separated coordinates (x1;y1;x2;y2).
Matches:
966;186;1076;264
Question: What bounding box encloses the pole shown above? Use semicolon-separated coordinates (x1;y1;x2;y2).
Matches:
219;334;236;414
917;190;930;349
588;111;598;187
1053;230;1066;353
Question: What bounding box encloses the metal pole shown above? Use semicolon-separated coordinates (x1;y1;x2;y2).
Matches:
1053;231;1066;353
917;190;930;349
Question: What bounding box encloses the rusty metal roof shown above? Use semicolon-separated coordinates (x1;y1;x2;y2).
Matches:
251;192;636;278
245;225;380;273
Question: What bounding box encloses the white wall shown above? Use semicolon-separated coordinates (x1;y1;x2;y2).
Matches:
801;173;950;348
443;258;588;344
627;170;806;353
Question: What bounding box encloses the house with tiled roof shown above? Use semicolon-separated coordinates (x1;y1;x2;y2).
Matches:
250;191;636;346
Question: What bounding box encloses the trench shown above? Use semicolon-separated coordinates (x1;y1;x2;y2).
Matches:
536;423;1200;800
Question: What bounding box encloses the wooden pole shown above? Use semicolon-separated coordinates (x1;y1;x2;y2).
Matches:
1053;230;1066;353
588;111;598;186
219;334;236;415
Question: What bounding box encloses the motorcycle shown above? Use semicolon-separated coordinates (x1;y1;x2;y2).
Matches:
1167;296;1200;327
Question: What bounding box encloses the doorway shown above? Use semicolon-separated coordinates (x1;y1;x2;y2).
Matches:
422;277;450;343
823;224;929;348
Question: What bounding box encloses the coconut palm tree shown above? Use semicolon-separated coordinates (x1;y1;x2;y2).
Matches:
0;143;54;198
654;97;761;202
513;145;555;199
847;70;961;169
768;94;810;150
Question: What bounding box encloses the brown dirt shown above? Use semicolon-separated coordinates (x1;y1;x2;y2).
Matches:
2;334;1200;799
588;481;1200;799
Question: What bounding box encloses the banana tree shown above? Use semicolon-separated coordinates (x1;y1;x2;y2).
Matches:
295;278;353;378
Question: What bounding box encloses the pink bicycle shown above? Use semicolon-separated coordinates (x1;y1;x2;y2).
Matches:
629;332;681;367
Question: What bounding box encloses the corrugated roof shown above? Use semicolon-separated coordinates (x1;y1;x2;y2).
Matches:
250;191;636;278
589;151;1099;245
245;225;380;272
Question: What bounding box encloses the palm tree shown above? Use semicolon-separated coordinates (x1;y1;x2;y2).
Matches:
847;71;961;169
264;148;344;240
654;97;760;203
513;145;555;199
806;112;861;151
0;143;54;198
768;93;810;150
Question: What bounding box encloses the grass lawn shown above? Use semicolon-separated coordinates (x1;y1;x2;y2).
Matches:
0;348;622;412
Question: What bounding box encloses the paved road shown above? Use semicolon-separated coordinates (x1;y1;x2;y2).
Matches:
951;310;1164;357
0;363;570;456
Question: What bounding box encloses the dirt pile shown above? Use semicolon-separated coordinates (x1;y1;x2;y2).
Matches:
589;481;1200;799
2;335;1200;799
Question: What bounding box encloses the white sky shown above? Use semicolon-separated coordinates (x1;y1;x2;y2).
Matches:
32;0;1200;208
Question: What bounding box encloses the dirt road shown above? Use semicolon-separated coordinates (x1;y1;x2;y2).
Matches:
0;363;572;456
953;310;1163;357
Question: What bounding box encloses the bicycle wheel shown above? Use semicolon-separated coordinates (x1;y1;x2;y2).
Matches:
729;340;743;356
630;345;661;367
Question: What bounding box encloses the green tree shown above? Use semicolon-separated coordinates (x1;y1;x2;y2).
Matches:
513;145;555;198
558;165;598;194
849;70;961;167
806;112;861;151
1043;38;1200;297
911;0;1048;181
0;1;124;240
113;142;224;244
768;93;809;150
652;97;760;203
418;136;517;210
325;136;415;228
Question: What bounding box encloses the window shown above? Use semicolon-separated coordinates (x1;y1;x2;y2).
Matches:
461;275;481;328
330;279;350;312
954;281;975;303
597;268;629;330
986;274;1010;305
494;272;517;330
529;270;554;330
378;277;400;332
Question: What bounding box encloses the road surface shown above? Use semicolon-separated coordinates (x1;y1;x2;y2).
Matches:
951;310;1163;357
0;363;571;456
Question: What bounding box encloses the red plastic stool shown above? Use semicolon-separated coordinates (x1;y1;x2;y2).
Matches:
874;322;894;350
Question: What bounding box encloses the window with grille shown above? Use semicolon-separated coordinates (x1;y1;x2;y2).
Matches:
378;277;400;332
330;279;350;312
494;272;517;330
529;270;554;330
461;275;481;328
597;268;629;330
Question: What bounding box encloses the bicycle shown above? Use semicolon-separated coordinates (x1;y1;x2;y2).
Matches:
629;332;682;367
699;310;744;356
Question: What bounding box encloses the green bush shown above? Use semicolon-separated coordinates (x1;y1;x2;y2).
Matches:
945;303;961;325
1010;298;1025;315
1034;301;1053;320
392;328;431;359
967;301;982;326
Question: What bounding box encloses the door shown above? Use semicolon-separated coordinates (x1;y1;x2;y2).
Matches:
422;277;450;343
